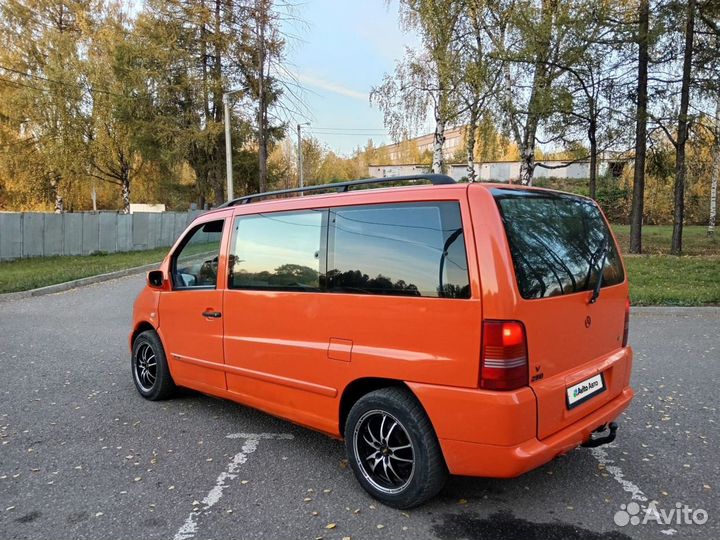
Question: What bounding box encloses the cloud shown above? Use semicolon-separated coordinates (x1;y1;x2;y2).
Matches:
295;72;368;102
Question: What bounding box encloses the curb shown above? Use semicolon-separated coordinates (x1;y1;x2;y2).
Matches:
631;306;720;317
0;261;161;303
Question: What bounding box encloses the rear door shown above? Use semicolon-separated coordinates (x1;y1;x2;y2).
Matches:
222;208;336;432
491;189;630;439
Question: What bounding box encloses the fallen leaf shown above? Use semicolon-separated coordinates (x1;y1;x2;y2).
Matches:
325;523;336;529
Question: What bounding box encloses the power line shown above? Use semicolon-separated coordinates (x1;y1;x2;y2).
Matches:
0;63;138;100
311;126;389;132
308;130;389;137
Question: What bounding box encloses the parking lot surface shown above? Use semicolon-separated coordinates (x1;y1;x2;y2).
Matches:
0;275;718;539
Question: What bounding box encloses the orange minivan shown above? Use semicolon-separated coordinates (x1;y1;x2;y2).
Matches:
130;175;633;508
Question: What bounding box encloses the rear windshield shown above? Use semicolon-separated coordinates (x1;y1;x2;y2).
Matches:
492;189;624;300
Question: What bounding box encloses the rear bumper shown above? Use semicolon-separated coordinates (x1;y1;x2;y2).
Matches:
408;382;634;478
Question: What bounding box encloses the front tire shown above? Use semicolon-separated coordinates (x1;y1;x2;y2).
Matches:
344;387;447;508
131;330;176;400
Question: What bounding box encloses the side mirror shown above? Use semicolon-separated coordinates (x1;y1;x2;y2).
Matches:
147;270;166;290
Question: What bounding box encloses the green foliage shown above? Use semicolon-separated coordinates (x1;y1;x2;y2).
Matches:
0;0;289;211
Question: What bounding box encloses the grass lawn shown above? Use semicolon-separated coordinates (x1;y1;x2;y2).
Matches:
612;225;719;256
611;225;719;305
0;248;168;294
625;256;720;306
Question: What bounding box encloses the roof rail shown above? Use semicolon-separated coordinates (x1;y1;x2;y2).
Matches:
217;173;456;207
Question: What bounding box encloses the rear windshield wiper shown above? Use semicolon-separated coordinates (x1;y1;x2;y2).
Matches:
588;235;609;304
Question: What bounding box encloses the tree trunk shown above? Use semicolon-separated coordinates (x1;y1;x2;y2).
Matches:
466;107;478;181
516;0;555;186
121;176;131;215
50;175;63;213
213;171;224;207
519;146;534;186
629;0;649;254
671;0;695;256
709;97;719;237
432;100;446;174
257;0;268;193
588;109;598;200
519;68;543;186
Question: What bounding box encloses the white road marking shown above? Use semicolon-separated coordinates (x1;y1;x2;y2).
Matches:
590;444;677;536
590;444;647;502
174;432;294;540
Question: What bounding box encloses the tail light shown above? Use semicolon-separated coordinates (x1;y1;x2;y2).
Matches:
622;297;630;347
480;321;528;390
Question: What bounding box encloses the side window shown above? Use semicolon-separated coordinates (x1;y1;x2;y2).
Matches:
172;220;224;289
327;202;470;298
228;210;326;291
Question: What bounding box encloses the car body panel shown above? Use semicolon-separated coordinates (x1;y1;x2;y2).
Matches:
130;181;634;477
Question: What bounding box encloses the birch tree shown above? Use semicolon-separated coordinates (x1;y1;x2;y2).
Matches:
543;1;634;199
479;0;569;185
371;0;464;174
694;2;720;236
86;2;143;214
709;97;719;237
459;1;501;181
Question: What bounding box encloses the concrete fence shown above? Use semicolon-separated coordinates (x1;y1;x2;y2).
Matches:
0;211;203;262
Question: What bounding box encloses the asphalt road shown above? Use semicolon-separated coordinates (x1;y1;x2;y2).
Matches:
0;275;717;540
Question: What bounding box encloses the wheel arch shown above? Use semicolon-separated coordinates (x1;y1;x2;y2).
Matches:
339;377;421;436
130;321;157;348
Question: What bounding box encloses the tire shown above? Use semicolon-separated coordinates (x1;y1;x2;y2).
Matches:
344;387;447;508
131;330;177;400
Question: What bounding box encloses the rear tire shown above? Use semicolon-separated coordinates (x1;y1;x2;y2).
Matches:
131;330;177;400
344;387;447;508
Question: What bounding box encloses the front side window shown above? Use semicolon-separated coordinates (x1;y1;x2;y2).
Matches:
229;210;326;291
172;220;224;289
327;202;470;298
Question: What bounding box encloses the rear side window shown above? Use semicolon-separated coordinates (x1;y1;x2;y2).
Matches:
493;189;624;300
327;202;470;298
229;210;326;291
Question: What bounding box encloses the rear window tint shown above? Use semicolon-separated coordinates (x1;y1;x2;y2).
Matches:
493;189;624;300
327;202;470;298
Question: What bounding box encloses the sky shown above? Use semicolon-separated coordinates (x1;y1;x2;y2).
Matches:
279;0;421;155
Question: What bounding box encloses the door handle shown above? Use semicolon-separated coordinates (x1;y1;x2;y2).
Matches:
202;310;222;319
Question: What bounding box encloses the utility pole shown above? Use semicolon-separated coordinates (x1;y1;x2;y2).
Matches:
223;90;243;202
297;122;309;190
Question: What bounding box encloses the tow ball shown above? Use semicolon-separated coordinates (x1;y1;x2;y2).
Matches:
581;422;618;448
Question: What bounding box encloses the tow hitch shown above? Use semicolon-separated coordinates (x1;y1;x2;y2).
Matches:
581;422;618;448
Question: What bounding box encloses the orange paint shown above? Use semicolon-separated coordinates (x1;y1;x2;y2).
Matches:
131;182;633;478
